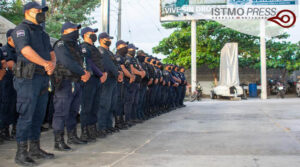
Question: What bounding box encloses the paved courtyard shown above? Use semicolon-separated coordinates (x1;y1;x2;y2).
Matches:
1;98;300;167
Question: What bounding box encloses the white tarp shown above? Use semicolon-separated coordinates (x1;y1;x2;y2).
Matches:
219;42;240;87
213;42;243;96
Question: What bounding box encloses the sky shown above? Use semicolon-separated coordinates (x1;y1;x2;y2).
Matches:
90;0;300;59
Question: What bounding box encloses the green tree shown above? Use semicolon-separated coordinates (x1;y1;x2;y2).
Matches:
1;0;101;39
153;20;260;84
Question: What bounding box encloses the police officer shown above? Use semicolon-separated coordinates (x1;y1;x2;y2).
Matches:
162;64;172;112
0;48;6;144
136;50;150;120
0;29;18;141
178;67;187;107
115;40;136;126
170;65;180;108
52;22;91;151
12;2;55;165
97;33;123;138
80;27;107;141
144;56;155;117
127;44;146;123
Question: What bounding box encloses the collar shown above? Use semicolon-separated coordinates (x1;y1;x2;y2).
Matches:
23;19;43;30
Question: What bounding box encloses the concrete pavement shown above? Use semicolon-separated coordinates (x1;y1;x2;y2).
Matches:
1;98;300;167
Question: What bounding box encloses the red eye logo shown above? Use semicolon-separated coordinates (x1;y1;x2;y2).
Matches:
267;10;296;28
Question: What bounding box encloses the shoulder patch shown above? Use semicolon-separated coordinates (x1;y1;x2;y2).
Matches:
2;51;7;57
16;30;25;38
82;48;87;53
57;41;64;47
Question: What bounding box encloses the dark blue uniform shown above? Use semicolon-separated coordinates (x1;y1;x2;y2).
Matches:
0;49;4;134
80;42;103;131
52;39;85;134
12;20;52;142
178;71;186;105
97;46;119;131
136;58;150;120
0;44;18;132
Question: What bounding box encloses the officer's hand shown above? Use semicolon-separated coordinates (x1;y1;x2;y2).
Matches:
154;78;158;84
118;71;123;82
100;72;108;83
168;81;171;87
1;60;7;69
47;62;56;76
141;71;146;78
44;61;55;74
147;78;153;86
81;70;91;82
163;81;166;86
130;74;135;83
0;69;6;80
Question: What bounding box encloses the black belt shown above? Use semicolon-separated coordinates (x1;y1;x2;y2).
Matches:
34;68;47;75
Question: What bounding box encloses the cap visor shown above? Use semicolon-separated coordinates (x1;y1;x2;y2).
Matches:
76;24;82;29
93;28;98;33
42;6;49;12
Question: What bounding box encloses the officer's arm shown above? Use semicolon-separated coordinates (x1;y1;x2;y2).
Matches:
121;64;132;78
21;46;48;67
55;46;85;76
87;58;103;77
131;64;143;76
50;51;56;65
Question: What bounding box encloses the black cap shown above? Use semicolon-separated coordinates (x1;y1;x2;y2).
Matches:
98;32;113;40
116;40;129;48
6;29;14;38
137;50;145;56
23;2;48;13
61;21;81;33
81;27;98;37
128;44;138;50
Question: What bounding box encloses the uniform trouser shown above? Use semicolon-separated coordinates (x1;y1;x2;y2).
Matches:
146;86;152;111
150;84;158;109
0;81;3;129
81;76;101;128
137;84;147;119
162;86;168;107
176;86;183;106
14;74;49;142
180;85;186;105
111;82;124;118
131;83;140;120
169;86;176;107
98;77;117;130
156;85;162;107
45;92;54;125
52;80;82;132
124;82;136;121
0;74;18;129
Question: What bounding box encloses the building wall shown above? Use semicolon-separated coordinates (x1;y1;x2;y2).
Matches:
184;65;298;95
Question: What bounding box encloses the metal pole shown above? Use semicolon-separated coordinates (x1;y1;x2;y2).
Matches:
260;19;267;100
191;20;197;93
101;0;110;33
117;0;122;40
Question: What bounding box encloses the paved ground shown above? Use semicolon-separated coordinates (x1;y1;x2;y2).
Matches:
1;98;300;167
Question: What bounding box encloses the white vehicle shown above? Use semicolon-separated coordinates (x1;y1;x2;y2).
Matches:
211;43;243;99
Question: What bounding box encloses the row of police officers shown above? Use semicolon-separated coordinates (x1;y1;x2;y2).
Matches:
0;2;187;166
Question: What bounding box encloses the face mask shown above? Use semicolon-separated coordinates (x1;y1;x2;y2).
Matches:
168;67;172;70
104;40;111;47
128;50;136;56
137;55;145;62
36;12;46;24
90;34;97;42
117;47;128;56
62;30;79;41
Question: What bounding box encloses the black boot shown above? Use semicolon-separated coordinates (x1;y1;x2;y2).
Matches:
67;128;87;145
87;125;97;140
80;126;95;143
11;124;16;140
15;141;36;166
54;131;71;151
97;129;107;138
28;140;54;159
1;127;11;141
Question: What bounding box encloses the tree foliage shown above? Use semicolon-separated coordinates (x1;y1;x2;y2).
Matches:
153;20;300;81
0;0;101;39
